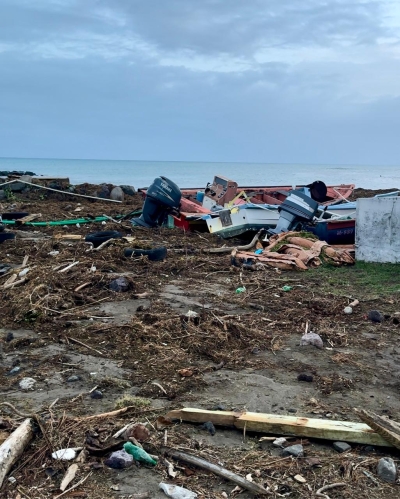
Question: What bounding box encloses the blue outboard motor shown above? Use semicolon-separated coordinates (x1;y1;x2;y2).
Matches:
269;190;319;235
131;176;181;228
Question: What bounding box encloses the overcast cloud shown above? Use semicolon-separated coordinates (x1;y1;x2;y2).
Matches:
0;0;399;163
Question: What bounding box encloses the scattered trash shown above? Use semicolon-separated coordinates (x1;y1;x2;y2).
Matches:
235;286;246;294
7;366;21;376
123;442;157;466
104;449;134;469
85;230;122;248
377;457;397;483
67;375;81;383
333;442;351;453
125;423;151;442
293;474;306;483
124;246;167;262
19;378;36;390
300;332;323;349
297;373;313;382
159;482;197;499
52;448;82;461
254;249;263;255
282;285;292;292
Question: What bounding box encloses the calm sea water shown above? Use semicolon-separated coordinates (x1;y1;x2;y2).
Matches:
0;157;399;189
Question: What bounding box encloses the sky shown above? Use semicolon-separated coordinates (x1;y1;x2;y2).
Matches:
0;0;400;164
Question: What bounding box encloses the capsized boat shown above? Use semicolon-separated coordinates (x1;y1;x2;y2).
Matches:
140;175;355;232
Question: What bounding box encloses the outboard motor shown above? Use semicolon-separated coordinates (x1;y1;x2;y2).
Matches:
131;176;181;228
269;190;319;235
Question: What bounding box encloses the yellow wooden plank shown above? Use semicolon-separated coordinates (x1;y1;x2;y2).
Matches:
166;408;392;447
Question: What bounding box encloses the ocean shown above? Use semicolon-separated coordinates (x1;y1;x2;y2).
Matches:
0;157;399;190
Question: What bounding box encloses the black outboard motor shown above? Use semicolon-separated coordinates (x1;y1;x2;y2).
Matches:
269;190;319;235
131;176;181;228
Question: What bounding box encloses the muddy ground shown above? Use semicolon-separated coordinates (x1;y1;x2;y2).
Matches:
0;184;400;498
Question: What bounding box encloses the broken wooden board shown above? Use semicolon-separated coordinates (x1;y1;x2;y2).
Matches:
16;213;42;224
356;409;400;450
166;408;392;447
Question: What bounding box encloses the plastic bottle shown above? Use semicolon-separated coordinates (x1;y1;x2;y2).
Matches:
123;442;157;466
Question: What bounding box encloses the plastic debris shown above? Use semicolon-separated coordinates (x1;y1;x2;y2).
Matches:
282;285;292;292
104;449;134;469
235;286;246;294
159;482;198;499
344;306;353;314
123;442;157;466
19;377;36;390
52;448;81;461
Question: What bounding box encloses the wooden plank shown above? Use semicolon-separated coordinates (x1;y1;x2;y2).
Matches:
16;213;42;224
166;408;392;447
356;409;400;450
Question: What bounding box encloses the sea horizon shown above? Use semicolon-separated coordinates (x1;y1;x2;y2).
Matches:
1;156;399;190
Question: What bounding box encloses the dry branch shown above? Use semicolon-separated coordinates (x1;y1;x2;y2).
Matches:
164;448;270;495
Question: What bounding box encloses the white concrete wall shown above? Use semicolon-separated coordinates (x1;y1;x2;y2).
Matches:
356;197;400;262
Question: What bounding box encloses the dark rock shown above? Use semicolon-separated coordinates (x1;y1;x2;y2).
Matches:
110;186;124;202
201;421;216;436
48;182;62;190
282;444;304;458
120;185;136;196
5;332;14;342
104;449;134;469
297;373;313;382
67;375;80;382
109;277;130;293
333;441;351;453
377;457;397;483
213;403;227;411
97;184;110;199
288;408;297;413
90;390;103;399
368;310;384;323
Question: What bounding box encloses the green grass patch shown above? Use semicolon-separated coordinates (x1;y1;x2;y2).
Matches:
302;261;400;297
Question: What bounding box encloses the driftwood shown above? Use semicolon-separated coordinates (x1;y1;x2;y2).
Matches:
0;419;34;488
356;409;400;450
203;230;263;254
164;448;270;495
166;408;391;447
60;463;79;491
67;336;103;356
316;482;346;499
53;472;92;499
